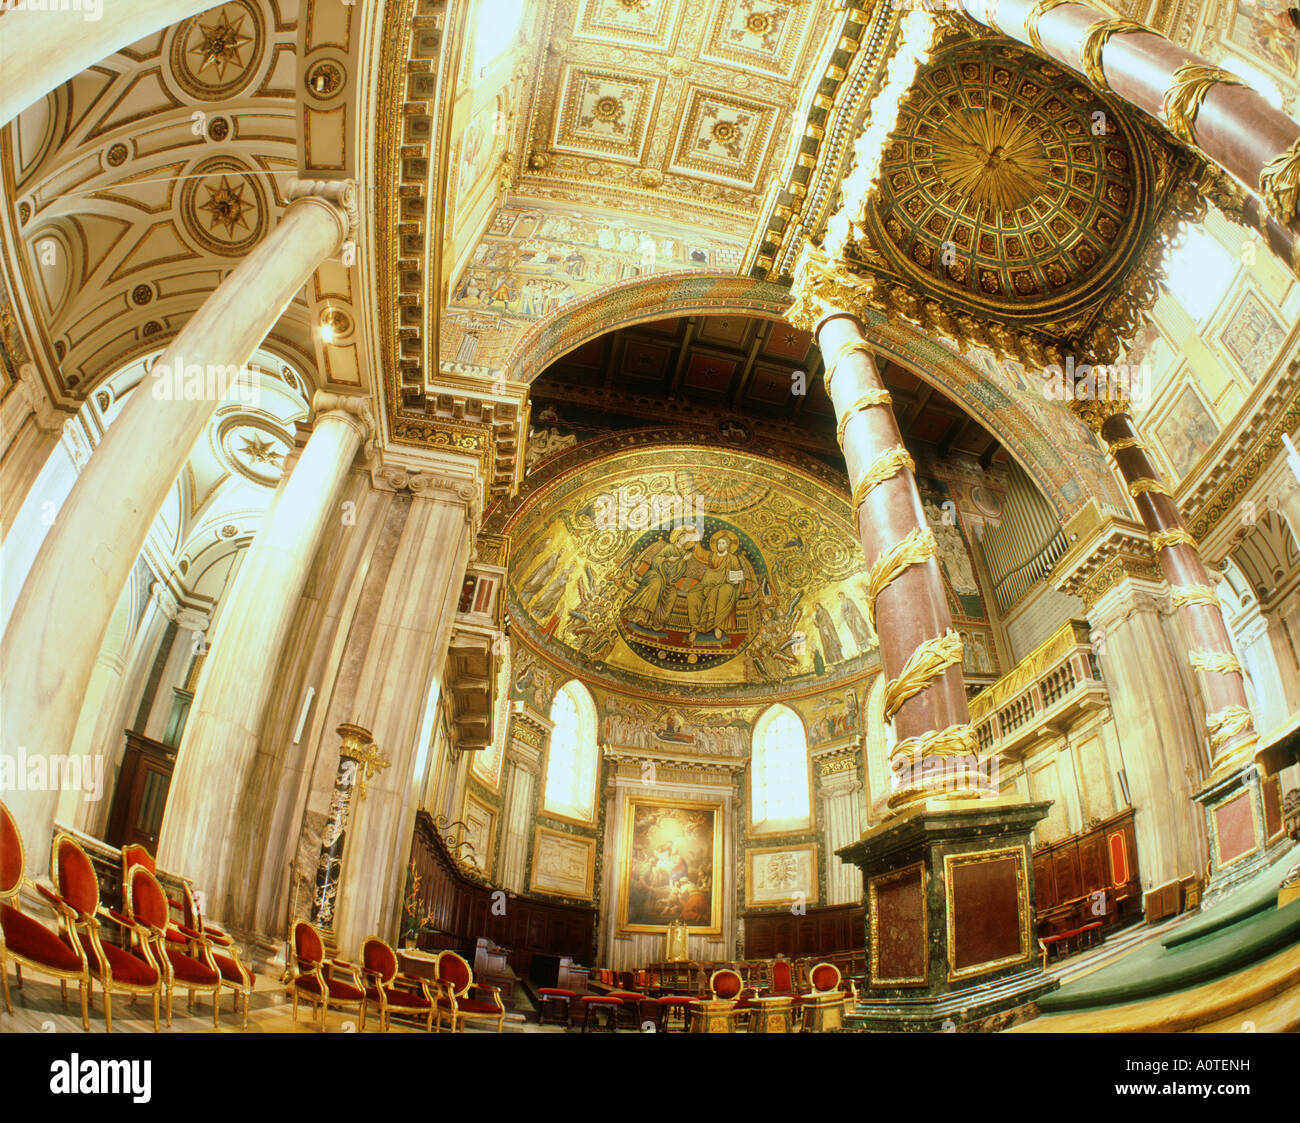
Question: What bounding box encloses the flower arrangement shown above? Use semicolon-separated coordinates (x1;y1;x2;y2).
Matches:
400;861;440;946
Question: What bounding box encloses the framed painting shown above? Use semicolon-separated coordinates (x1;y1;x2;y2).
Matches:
617;795;724;935
1153;383;1219;480
530;826;595;899
1219;290;1287;382
745;844;819;908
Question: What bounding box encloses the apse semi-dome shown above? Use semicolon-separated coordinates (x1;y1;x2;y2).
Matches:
500;440;881;704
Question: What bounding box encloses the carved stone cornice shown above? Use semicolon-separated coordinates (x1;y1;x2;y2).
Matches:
605;750;746;779
371;463;479;506
743;1;901;282
1052;501;1162;608
509;706;553;752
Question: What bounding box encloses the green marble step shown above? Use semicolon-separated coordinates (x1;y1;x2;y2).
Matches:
1037;895;1300;1013
1162;847;1296;950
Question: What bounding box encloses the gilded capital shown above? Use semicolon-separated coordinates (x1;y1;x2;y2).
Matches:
1069;397;1131;435
787;245;875;337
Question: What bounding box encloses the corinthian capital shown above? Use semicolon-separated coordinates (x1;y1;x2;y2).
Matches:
786;245;875;336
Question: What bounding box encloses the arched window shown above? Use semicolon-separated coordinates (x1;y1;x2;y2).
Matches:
543;681;599;822
751;705;811;832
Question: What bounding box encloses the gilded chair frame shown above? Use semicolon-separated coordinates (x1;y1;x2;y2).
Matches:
0;802;91;1029
51;831;162;1032
434;949;505;1033
799;961;847;1033
361;935;438;1032
287;919;367;1031
120;842;254;1029
177;878;253;1029
125;864;223;1029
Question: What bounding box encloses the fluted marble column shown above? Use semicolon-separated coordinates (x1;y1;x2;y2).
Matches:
157;391;371;918
954;0;1300;263
789;250;983;812
1078;402;1259;776
1;181;353;869
0;0;217;126
816;749;867;904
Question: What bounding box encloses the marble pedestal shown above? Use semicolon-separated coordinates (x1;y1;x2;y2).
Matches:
1194;758;1295;908
837;800;1055;1032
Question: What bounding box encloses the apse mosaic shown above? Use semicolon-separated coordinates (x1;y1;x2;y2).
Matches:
503;444;883;702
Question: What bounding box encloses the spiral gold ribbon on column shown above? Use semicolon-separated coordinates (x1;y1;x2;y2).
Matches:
883;629;965;723
864;527;937;635
852;446;916;511
836;389;893;448
1190;650;1243;676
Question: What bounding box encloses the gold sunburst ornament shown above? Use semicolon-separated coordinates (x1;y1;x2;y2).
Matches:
189;8;251;81
931;110;1051;215
199;176;253;238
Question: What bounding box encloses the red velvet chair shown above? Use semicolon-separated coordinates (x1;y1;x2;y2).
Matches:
767;954;803;1011
799;961;847;1032
121;842;255;1028
52;831;161;1032
709;965;755;1022
125;864;223;1028
434;949;505;1032
288;920;367;1031
361;936;436;1032
0;801;90;1029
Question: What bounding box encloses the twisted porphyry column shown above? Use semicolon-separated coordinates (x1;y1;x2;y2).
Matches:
1074;399;1259;777
789;249;984;811
954;0;1300;267
0;180;355;870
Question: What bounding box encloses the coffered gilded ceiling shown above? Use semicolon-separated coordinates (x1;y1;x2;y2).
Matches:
515;0;829;230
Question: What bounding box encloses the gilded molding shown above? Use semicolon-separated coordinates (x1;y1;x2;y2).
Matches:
836;389;893;447
1169;583;1219;608
852;446;915;511
1025;0;1072;57
1151;527;1196;551
864;527;936;635
1190;650;1243;676
1069;398;1131;434
1161;62;1244;148
883;629;964;723
1107;436;1146;452
1260;137;1300;228
1079;18;1151;92
823;339;877;396
1128;477;1172;499
1207;705;1256;752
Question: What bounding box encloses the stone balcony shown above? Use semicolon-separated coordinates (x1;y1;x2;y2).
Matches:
969;620;1110;760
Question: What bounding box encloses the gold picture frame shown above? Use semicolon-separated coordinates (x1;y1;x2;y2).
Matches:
943;846;1032;983
868;861;928;987
744;844;819;908
617;795;724;935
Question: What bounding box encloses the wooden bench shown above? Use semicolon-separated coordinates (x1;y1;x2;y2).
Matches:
1038;920;1104;968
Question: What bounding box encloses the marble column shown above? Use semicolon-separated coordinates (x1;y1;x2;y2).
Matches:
1079;403;1259;777
789;252;982;811
0;0;218;127
954;0;1300;262
157;391;372;917
1086;574;1210;887
0;364;66;540
1;181;353;870
327;486;474;954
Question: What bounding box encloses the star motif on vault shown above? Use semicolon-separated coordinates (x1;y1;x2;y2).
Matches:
931;110;1052;217
189;9;251;82
198;177;253;239
238;434;282;468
